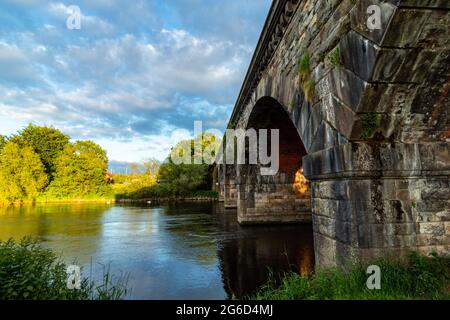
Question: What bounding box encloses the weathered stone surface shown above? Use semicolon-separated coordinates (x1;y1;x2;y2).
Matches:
350;0;397;45
218;0;450;267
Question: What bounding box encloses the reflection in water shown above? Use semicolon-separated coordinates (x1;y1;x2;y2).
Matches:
0;202;314;299
213;203;314;298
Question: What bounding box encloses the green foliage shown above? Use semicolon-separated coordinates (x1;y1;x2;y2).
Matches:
116;185;218;200
111;172;157;196
0;125;112;204
326;47;341;67
157;163;209;196
0;238;128;300
160;133;220;196
252;252;450;300
0;142;48;203
297;50;310;81
169;132;221;164
0;135;5;150
143;158;160;176
46;140;110;198
10;124;69;177
116;133;220;199
111;158;159;196
297;50;315;102
361;113;381;139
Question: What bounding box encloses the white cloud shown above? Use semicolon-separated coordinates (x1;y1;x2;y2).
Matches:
0;1;270;161
0;42;37;83
47;2;115;36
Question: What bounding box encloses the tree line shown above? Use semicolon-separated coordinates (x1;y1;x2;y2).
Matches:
0;124;221;204
0;124;109;203
114;132;221;199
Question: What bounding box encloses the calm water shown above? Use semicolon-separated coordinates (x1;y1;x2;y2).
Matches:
0;202;314;299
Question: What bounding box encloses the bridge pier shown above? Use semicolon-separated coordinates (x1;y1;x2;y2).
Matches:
224;164;238;208
217;164;225;202
237;164;311;224
304;142;449;266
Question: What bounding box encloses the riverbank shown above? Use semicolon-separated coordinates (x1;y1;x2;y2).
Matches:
117;196;218;203
115;190;218;202
252;252;449;300
0;192;218;207
0;198;115;207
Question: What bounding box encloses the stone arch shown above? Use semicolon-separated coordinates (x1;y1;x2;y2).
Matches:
237;96;311;224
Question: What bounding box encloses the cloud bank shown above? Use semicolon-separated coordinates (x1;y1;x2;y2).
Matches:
0;0;271;161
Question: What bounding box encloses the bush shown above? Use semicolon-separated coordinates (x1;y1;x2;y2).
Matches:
0;238;128;300
252;252;450;300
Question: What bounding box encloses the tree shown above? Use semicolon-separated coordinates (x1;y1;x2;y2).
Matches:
143;158;160;177
46;140;109;198
0;142;48;202
0;135;5;151
10;124;70;177
158;133;221;195
157;162;208;196
169;132;221;165
128;163;141;175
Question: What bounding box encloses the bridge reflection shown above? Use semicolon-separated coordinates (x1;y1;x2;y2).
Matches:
213;203;314;298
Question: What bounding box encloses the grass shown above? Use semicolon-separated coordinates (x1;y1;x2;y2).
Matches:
252;252;450;300
0;194;115;207
0;238;129;300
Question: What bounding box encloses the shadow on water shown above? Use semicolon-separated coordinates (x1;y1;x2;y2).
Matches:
212;202;315;298
0;201;314;299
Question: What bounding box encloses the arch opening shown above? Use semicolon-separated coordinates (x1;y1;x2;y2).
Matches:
236;96;312;226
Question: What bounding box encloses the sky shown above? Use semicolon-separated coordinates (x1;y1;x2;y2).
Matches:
0;0;271;163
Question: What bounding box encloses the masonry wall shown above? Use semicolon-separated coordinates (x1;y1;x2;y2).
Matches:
237;168;311;224
223;0;450;266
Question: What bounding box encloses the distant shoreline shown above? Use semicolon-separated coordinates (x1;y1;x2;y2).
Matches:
0;195;218;207
117;196;217;203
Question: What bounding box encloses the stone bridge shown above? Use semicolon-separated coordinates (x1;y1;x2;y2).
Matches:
215;0;449;266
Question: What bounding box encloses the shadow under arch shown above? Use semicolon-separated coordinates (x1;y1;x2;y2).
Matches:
245;96;307;174
236;96;312;225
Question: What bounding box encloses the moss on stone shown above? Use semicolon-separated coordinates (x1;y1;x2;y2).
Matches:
297;50;315;103
361;113;381;139
297;50;310;81
327;47;341;67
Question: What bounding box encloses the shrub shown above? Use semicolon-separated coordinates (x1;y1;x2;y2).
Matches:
0;238;128;300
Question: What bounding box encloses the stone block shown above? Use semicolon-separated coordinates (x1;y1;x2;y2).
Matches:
321;94;357;139
419;222;445;235
328;67;367;112
340;30;380;80
349;0;397;45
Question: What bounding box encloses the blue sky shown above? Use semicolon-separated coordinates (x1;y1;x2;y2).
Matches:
0;0;271;162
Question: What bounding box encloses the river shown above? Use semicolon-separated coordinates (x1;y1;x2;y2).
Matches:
0;201;314;299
